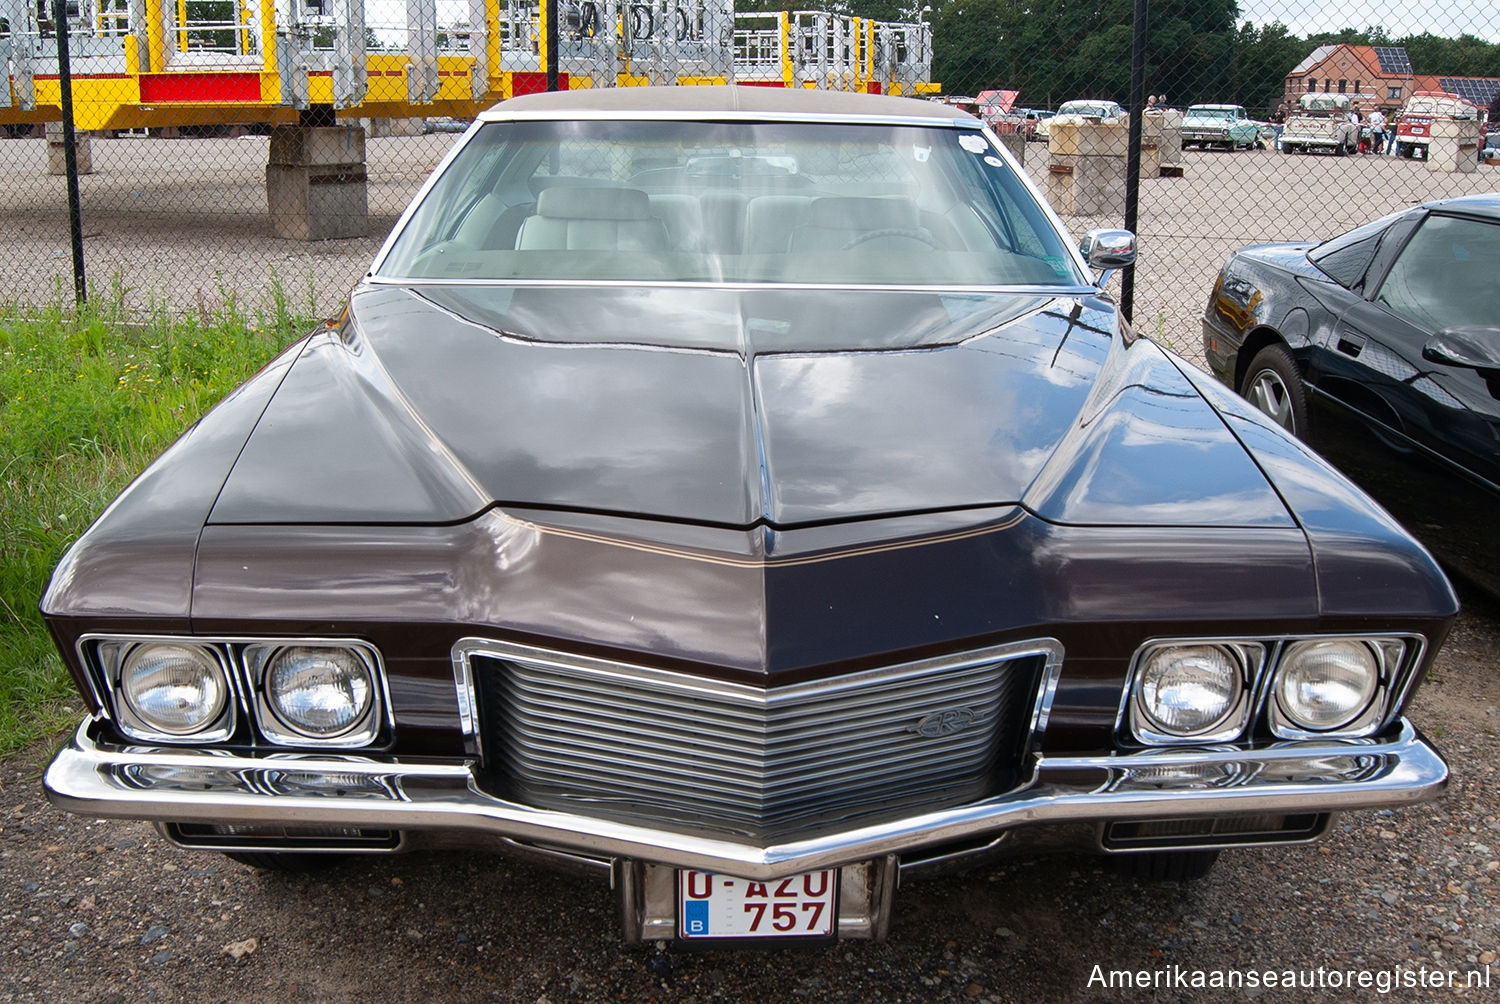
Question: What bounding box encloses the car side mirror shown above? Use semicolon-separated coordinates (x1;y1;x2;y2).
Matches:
1422;326;1500;370
1080;228;1137;286
1425;326;1500;399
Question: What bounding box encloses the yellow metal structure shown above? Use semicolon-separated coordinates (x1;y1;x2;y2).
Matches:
0;1;936;130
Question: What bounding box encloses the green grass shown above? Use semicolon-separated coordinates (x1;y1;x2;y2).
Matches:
0;278;317;756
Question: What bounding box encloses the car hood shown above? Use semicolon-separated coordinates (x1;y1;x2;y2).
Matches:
208;283;1295;530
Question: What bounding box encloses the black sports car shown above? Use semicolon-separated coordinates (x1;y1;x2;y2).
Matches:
1204;193;1500;596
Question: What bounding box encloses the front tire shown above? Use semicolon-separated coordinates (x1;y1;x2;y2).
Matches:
1110;849;1221;882
225;851;347;873
1239;343;1308;436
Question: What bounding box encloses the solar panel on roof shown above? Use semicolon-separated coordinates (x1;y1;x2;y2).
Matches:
1438;78;1500;106
1374;47;1412;74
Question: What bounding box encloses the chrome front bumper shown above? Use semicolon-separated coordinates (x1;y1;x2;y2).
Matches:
45;718;1446;881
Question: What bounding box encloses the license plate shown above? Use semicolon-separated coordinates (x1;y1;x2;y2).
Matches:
678;869;838;940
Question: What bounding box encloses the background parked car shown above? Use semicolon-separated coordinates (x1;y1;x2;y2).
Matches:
1181;104;1262;150
1035;99;1125;140
1204;193;1500;596
1395;90;1482;160
1482;129;1500;162
1281;92;1358;155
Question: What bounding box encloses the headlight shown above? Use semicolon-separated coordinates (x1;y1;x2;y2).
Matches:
118;643;230;739
1273;640;1380;733
256;645;379;744
1131;644;1249;743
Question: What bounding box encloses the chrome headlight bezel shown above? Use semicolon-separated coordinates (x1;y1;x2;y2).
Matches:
245;642;388;747
1123;634;1423;746
1127;642;1261;745
82;635;389;749
99;640;238;744
1268;638;1404;739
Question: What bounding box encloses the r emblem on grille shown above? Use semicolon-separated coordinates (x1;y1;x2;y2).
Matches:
912;708;977;738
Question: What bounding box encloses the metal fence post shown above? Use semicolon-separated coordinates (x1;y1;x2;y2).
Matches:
54;0;86;305
1121;0;1147;324
545;0;560;91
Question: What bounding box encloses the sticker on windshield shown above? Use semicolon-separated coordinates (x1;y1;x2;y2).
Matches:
959;134;988;154
912;145;932;162
984;155;1004;167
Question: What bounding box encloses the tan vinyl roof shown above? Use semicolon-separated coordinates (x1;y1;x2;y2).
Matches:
480;85;972;122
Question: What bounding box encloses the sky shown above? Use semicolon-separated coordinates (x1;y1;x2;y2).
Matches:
1235;0;1500;45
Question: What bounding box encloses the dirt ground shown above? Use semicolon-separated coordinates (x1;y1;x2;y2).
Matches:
3;585;1497;1003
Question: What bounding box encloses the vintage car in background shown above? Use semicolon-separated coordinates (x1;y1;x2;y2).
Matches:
1395;90;1483;160
1181;103;1263;150
1035;98;1126;140
44;86;1454;946
1482;129;1500;162
1281;92;1359;155
991;106;1052;141
1205;193;1500;597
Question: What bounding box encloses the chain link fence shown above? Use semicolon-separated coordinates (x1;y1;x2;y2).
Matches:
1;1;1497;357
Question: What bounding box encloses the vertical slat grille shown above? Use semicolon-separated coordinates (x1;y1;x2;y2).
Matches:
472;649;1042;839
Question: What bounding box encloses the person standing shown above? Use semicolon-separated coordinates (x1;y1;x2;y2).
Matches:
1271;102;1287;151
1368;108;1386;156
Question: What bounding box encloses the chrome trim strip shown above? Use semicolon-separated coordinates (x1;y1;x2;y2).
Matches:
45;718;1446;882
476;110;969;127
360;276;1101;295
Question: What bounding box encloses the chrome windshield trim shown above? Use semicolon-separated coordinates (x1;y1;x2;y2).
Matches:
476;109;969;127
45;719;1447;881
359;276;1103;296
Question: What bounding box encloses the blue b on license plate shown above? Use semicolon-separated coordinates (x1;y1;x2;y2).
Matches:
678;869;838;940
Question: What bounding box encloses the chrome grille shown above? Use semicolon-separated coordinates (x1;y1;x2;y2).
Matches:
466;642;1050;839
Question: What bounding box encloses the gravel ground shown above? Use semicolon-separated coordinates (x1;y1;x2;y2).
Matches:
3;584;1496;1003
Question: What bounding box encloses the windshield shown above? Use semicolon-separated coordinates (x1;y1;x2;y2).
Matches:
1186;106;1237;118
376;120;1084;287
1298;93;1350;113
1402;97;1474;118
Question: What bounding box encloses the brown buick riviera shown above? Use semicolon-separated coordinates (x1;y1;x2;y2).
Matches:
43;87;1455;944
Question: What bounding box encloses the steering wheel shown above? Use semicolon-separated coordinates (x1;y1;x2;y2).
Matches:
840;228;945;251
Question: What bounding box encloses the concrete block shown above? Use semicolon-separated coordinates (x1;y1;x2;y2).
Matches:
1426;119;1479;174
269;124;367;169
45;121;92;175
1046;153;1127;216
993;131;1025;168
266;124;368;240
1048;121;1129;157
1156;109;1184;166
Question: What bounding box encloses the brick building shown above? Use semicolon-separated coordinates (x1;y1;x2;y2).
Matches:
1280;44;1499;117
